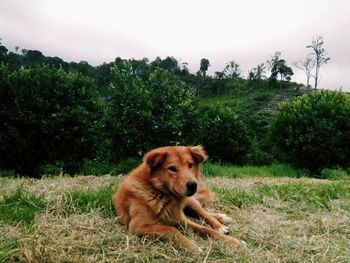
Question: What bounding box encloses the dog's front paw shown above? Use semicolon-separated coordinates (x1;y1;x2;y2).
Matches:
217;225;229;234
222;236;247;247
217;213;234;223
193;246;203;253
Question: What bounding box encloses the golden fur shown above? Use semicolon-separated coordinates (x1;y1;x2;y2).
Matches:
112;146;245;251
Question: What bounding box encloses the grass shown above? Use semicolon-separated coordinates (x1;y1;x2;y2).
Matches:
201;162;309;178
64;186;115;217
0;187;45;224
0;167;349;262
199;86;279;116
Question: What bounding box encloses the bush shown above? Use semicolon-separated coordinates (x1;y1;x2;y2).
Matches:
0;170;17;177
320;168;349;180
0;64;103;176
80;158;140;176
197;105;251;164
269;90;350;173
105;62;198;160
34;164;62;176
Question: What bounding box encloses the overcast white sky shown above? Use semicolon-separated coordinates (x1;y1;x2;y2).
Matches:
1;0;350;91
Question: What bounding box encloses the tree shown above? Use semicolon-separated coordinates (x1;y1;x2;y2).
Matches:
294;56;315;88
198;58;210;76
306;35;330;90
248;63;266;81
248;63;266;88
0;40;8;60
267;52;293;83
223;60;241;79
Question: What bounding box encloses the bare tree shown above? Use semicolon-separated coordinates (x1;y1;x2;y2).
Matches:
294;56;315;88
306;35;330;90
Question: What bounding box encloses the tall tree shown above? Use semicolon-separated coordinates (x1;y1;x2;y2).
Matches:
198;58;210;76
306;35;330;90
294;56;315;88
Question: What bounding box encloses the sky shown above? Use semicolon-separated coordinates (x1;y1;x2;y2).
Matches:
1;0;350;91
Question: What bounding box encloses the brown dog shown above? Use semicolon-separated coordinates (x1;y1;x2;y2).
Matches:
112;146;245;251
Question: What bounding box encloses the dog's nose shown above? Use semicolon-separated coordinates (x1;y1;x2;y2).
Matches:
185;180;197;196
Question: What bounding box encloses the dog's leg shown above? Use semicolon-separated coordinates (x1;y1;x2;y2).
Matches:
128;221;202;252
183;218;246;246
185;198;230;234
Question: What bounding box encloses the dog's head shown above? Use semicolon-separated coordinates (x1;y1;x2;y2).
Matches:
143;146;207;198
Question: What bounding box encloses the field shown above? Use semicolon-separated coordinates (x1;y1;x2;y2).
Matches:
1;164;349;263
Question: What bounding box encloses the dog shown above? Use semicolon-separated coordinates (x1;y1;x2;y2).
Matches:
112;146;245;251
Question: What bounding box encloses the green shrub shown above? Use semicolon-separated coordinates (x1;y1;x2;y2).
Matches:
269;90;350;173
34;164;62;176
0;64;103;175
105;62;198;160
197;105;251;164
80;158;140;176
320;168;349;180
0;170;17;178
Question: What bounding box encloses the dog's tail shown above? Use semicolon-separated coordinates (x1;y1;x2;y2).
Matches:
194;187;215;204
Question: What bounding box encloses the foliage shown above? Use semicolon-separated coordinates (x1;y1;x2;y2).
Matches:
198;58;210;76
223;60;241;79
270;90;350;172
80;158;140;176
105;62;198;160
267;52;294;84
320;168;349;180
0;170;17;178
0;64;103;175
196;105;251;164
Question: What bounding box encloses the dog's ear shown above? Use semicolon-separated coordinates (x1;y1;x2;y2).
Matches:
190;145;207;163
143;149;167;168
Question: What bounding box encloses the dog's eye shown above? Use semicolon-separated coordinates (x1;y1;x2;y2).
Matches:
168;166;177;172
188;163;193;168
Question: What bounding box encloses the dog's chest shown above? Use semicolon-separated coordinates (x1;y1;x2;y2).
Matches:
148;193;185;225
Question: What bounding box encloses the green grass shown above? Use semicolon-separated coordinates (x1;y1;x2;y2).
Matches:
0;170;17;178
213;181;350;211
64;186;115;217
199;86;279;116
0;238;19;263
0;188;45;224
201;162;308;178
212;187;264;208
258;182;350;210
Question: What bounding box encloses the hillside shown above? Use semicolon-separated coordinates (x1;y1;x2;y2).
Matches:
200;85;308;116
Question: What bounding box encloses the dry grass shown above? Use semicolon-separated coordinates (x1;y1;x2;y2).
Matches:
1;175;349;262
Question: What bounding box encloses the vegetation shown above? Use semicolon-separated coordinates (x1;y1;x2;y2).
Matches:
0;38;347;177
0;30;347;262
0;167;349;262
0;64;102;175
270;90;350;173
